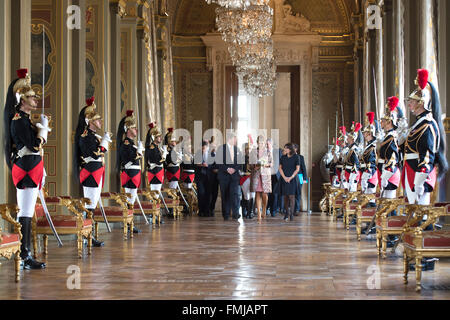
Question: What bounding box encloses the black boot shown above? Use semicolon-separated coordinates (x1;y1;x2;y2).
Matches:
86;210;104;247
128;225;141;234
409;258;438;271
247;199;254;219
241;199;248;218
18;217;46;269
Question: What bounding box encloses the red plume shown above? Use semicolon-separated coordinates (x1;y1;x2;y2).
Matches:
366;112;375;125
335;138;339;146
17;69;28;79
417;69;429;90
126;110;134;117
354;122;362;133
86;97;95;106
339;126;346;136
148;122;154;129
247;134;254;145
168;128;173;133
388;96;399;112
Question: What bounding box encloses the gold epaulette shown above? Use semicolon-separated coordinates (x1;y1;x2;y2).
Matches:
81;129;88;138
12;113;21;121
150;144;155;149
124;140;130;145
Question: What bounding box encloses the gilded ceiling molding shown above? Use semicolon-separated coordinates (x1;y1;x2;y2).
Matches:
110;0;127;18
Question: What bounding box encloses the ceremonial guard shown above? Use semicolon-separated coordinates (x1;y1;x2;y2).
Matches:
360;112;379;203
402;69;448;205
4;69;50;269
74;97;112;247
145;123;167;193
378;97;402;199
181;139;195;190
327;139;340;187
164;128;183;190
117;110;144;233
344;122;362;192
336;126;348;189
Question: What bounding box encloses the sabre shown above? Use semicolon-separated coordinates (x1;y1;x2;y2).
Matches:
335;110;338;142
327;119;330;146
340;101;344;127
38;190;63;247
158;189;170;214
177;184;190;209
42;25;45;114
103;64;109;133
373;66;379;120
98;198;112;233
135;196;149;225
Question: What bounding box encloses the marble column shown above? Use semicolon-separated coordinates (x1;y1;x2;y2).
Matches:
10;0;31;73
419;0;439;91
155;14;176;132
393;0;405;112
108;1;125;192
150;2;161;126
374;10;384;118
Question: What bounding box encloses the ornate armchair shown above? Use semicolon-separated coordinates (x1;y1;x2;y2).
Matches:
329;187;345;220
402;203;450;292
319;183;331;214
136;189;162;227
355;193;377;241
0;204;21;282
161;188;183;220
343;191;361;230
33;196;93;258
375;197;407;258
180;184;199;216
92;192;134;241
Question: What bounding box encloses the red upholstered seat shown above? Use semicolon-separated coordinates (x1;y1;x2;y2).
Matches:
44;197;61;204
376;216;409;228
0;233;20;247
93;207;133;217
362;208;376;217
37;215;92;228
35;204;45;218
404;231;450;248
134;202;160;210
349;204;358;210
335;200;343;205
164;198;179;205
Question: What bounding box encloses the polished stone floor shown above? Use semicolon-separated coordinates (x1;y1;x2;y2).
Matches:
0;212;449;300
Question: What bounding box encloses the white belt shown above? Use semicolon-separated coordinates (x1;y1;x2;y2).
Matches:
405;153;419;160
377;159;385;164
149;163;163;170
360;164;367;168
82;156;102;163
168;163;180;168
124;162;141;170
183;169;195;173
17;146;40;157
336;165;343;168
345;165;354;170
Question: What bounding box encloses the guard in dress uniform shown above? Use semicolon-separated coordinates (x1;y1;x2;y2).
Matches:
344;122;362;192
180;139;195;190
379;97;402;199
117;110;144;233
360;112;379;203
4;69;50;269
336;126;348;189
164;128;183;190
74;97;112;247
328;138;340;188
402;70;448;271
145;123;167;193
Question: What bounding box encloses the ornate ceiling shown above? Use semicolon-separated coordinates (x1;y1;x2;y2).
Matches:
170;0;357;36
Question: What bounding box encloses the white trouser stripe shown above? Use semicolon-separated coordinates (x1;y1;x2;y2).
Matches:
17;187;39;218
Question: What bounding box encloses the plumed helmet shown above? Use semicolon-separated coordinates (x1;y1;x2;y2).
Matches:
381;96;402;129
13;69;39;104
362;112;377;136
123;110;137;132
148;122;162;141
338;126;347;143
348;122;362;141
83;97;101;124
408;69;432;111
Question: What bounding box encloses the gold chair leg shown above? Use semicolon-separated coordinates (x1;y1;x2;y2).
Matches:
77;232;82;259
415;256;422;292
123;222;128;241
381;234;387;259
95;222;99;239
88;230;92;255
15;251;20;282
43;235;48;256
130;220;134;239
356;219;361;241
403;252;409;284
376;230;381;255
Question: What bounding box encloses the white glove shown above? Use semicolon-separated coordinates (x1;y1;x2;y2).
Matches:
161;145;169;160
36;114;52;142
340;171;346;182
381;178;388;188
136;141;144;156
380;169;394;181
361;179;368;191
349;172;357;183
414;172;428;196
100;132;113;150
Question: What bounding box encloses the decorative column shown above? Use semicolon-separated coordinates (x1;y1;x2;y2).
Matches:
108;0;125;192
393;0;405;113
419;0;439;92
10;0;31;73
155;13;176;132
362;1;370;114
352;12;364;119
374;5;384;117
150;1;161;126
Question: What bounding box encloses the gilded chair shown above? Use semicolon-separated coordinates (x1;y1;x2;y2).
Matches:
329;187;345;220
32;196;93;258
92;192;134;241
402;203;450;291
343;191;361;230
161;188;183;220
180;184;199;216
355;194;377;241
135;189;162;227
0;204;21;282
319;183;331;214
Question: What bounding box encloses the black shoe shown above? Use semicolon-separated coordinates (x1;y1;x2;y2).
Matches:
284;217;289;222
23;256;46;270
350;218;357;225
92;238;104;247
293;212;299;216
409;258;438;271
224;216;230;221
367;202;377;208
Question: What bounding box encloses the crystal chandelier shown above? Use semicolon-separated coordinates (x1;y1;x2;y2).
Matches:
205;0;270;8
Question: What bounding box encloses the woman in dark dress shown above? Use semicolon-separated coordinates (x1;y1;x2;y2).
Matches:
279;143;300;221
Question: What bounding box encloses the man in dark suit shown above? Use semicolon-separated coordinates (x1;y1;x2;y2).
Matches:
216;134;243;220
194;140;211;216
294;144;308;214
268;144;283;216
208;142;219;216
